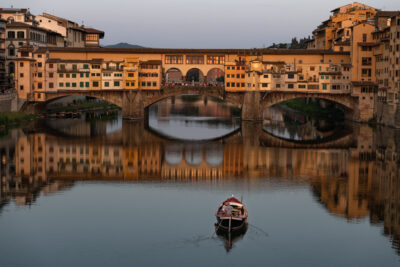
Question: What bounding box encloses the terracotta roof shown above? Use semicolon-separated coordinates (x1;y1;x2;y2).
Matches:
0;8;28;14
84;27;104;38
34;47;350;56
376;11;400;18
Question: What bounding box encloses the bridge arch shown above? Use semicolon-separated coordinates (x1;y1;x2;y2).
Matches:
165;68;184;84
261;92;357;120
206;68;225;85
185;68;205;83
41;92;123;108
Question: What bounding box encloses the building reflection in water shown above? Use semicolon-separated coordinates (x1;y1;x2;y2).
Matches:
1;117;400;254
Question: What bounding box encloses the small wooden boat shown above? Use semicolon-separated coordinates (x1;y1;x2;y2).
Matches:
215;196;248;232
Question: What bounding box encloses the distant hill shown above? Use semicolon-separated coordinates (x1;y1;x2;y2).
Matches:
103;42;145;48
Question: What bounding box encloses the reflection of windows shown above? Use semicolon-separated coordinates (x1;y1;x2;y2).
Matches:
186;55;204;64
165;55;183;64
207;55;224;64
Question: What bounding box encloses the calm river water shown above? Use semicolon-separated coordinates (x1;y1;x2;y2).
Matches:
0;96;400;266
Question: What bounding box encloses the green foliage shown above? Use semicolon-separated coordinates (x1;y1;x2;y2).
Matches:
46;100;120;113
216;76;225;83
268;36;312;49
0;112;39;126
278;99;344;120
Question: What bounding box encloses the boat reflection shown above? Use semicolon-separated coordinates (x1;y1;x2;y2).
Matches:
215;224;248;252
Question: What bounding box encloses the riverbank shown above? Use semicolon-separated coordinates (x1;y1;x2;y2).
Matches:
0;112;39;126
277;99;344;120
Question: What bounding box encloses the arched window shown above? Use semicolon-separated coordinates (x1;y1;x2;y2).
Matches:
8;45;15;57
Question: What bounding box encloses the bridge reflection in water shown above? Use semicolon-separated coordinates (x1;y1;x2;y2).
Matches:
1;120;400;254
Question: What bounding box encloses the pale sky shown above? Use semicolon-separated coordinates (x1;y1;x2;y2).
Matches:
3;0;400;48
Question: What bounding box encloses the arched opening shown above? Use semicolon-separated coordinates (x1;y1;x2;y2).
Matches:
40;95;122;137
165;68;183;85
147;94;241;141
263;97;351;143
185;68;204;85
206;68;224;86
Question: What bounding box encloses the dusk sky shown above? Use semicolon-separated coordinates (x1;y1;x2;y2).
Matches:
3;0;400;48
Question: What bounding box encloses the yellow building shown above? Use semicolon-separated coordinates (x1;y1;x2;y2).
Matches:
123;58;139;90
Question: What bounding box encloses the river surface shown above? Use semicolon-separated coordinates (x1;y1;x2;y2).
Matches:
0;96;400;266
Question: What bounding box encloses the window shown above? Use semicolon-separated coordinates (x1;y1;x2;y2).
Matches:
20;73;24;78
207;55;225;64
153;82;157;87
38;83;42;89
66;74;70;78
93;81;99;87
72;74;76;78
147;82;151;86
141;82;145;86
80;73;84;78
59;82;64;87
226;82;230;87
49;63;53;68
262;83;268;88
288;84;294;89
310;66;315;71
126;82;130;87
362;68;372;77
20;85;24;90
72;83;76;87
104;82;109;87
288;74;295;79
362;57;372;66
128;73;134;77
72;64;77;70
80;82;84;87
49;82;54;89
49;72;53;78
322;84;327;90
59;73;63;78
114;81;120;87
66;82;70;87
131;82;135;86
92;64;100;69
165;55;183;64
83;64;89;69
96;73;100;77
86;73;89;78
298;84;306;89
38;73;42;78
362;34;367;42
7;31;16;38
263;75;268;78
38;62;42;68
85;82;89;87
20;62;24;67
186;55;204;64
8;46;15;56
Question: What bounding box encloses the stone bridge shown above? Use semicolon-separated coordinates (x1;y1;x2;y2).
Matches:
22;86;359;121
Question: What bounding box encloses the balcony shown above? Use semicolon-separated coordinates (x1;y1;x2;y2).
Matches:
124;67;137;72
